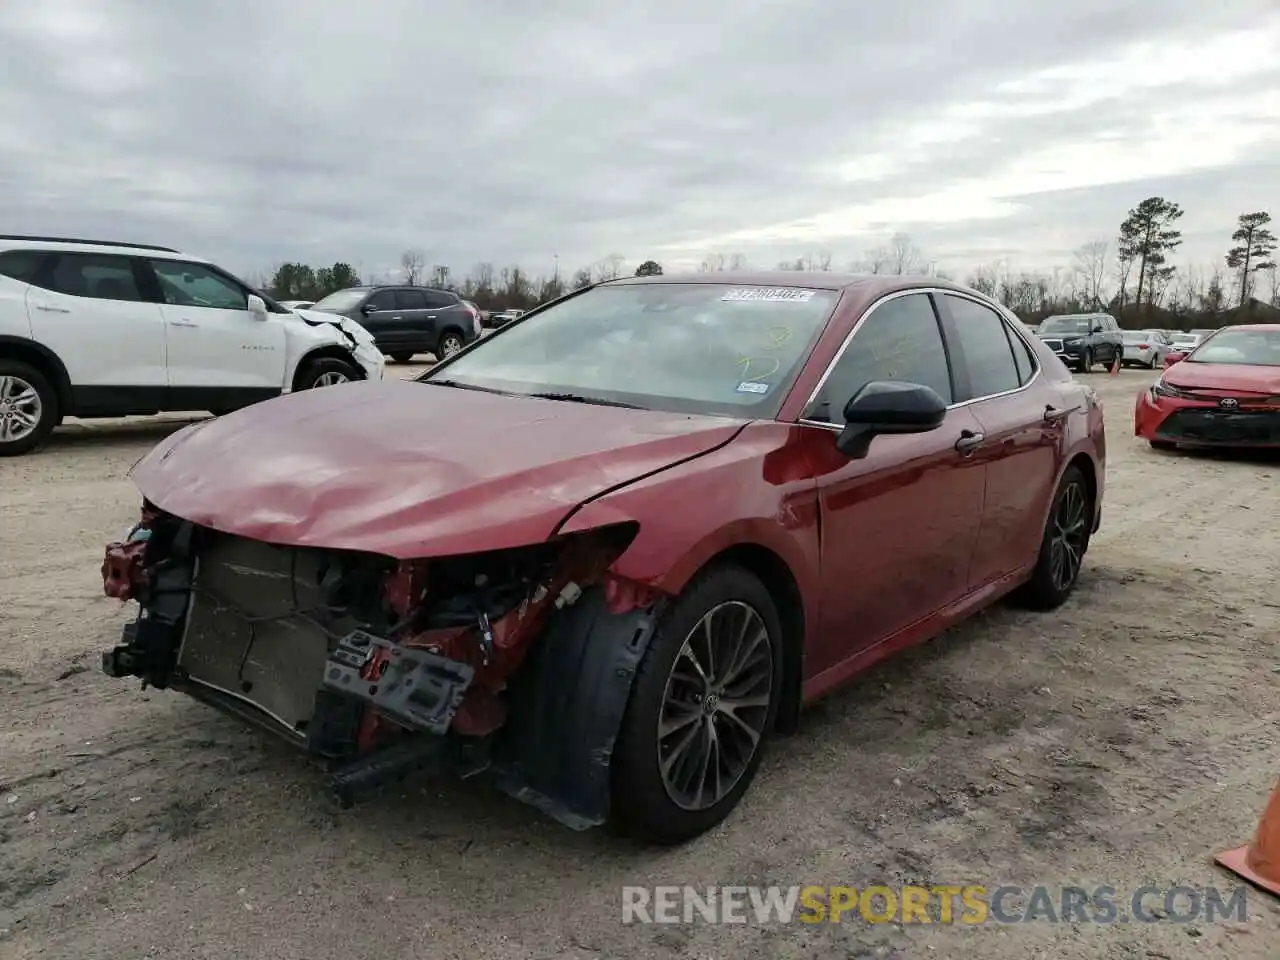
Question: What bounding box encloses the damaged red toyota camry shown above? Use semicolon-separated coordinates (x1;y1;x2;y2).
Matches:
101;273;1105;844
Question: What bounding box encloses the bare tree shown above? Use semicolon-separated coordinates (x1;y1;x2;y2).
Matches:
594;254;626;281
966;263;1000;298
1072;240;1108;309
728;252;749;270
400;248;426;286
470;262;495;294
814;250;833;272
699;252;727;272
887;233;925;275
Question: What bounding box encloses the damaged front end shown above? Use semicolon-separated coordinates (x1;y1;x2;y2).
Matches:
101;507;662;827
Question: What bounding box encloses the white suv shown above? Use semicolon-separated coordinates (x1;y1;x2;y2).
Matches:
0;236;385;456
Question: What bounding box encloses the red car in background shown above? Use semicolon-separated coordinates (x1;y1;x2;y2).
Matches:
100;274;1106;844
1135;324;1280;450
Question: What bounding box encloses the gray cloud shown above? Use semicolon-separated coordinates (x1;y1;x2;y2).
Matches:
0;0;1276;283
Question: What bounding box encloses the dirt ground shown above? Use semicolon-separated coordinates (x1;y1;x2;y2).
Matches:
2;366;1278;960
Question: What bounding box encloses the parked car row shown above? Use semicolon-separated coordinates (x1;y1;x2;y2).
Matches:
0;235;386;456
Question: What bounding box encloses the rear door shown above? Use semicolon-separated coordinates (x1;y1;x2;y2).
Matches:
394;288;431;347
423;289;463;347
26;252;168;408
937;293;1061;588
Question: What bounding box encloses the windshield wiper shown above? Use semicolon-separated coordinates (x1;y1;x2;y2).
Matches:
420;378;513;396
527;392;644;410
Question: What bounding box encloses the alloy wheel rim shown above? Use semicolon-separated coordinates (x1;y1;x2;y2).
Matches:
441;337;462;357
314;371;350;387
0;375;42;442
1048;481;1088;592
657;600;774;811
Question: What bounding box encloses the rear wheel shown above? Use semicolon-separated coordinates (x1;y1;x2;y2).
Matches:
611;565;783;844
297;357;360;390
0;360;57;457
436;331;464;359
1011;465;1092;611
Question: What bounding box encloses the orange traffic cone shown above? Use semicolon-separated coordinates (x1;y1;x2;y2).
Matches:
1215;778;1280;897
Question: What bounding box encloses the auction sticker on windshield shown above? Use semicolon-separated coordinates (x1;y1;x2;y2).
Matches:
721;288;816;302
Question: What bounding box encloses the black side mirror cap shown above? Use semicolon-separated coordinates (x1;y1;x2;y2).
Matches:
836;380;948;459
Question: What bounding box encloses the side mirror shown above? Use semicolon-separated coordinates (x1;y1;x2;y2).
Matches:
361;302;377;315
247;294;269;321
835;380;947;459
1090;323;1103;334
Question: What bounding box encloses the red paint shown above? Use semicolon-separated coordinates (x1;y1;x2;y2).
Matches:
126;274;1106;717
130;379;743;559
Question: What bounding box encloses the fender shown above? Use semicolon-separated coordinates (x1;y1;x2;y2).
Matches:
494;586;661;829
0;334;74;413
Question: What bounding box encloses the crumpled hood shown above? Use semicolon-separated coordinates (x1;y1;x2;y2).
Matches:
291;307;376;349
1164;362;1280;394
132;379;746;558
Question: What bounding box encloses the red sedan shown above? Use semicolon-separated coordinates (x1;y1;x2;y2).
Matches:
1134;324;1280;450
100;274;1105;844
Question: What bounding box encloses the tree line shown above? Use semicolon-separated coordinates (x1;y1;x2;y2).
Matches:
259;202;1276;329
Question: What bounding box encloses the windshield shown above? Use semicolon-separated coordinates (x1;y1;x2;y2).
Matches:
422;282;840;417
1187;329;1280;366
1040;316;1091;334
310;289;367;313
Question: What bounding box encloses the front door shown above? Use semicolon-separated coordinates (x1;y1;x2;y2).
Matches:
146;259;285;408
802;291;987;679
357;289;403;350
25;252;168;413
937;293;1062;587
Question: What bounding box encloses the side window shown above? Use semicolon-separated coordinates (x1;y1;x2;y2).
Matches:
942;295;1023;399
47;254;143;302
148;260;247;310
423;290;456;309
0;250;48;283
802;293;952;423
364;290;395;311
1005;325;1038;386
395;289;428;310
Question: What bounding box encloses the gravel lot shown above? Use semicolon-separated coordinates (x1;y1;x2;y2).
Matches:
2;366;1278;960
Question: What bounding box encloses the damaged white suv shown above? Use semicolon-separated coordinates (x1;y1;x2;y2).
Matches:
0;235;385;456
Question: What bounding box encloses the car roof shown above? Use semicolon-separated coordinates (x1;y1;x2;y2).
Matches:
1220;323;1280;332
0;235;207;264
604;270;973;296
342;284;455;295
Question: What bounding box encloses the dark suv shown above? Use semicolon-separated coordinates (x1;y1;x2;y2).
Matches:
1035;313;1123;373
309;285;481;362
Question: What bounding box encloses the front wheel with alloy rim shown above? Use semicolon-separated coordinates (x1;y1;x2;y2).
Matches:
610;565;783;844
0;360;57;457
1079;349;1094;373
297;356;360;390
436;332;464;359
1010;464;1093;610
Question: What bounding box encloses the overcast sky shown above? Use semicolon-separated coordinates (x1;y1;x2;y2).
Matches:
1;1;1276;283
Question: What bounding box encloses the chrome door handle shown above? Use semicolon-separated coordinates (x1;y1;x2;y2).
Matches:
34;303;71;313
955;430;985;454
427;315;438;319
391;315;403;320
168;318;198;328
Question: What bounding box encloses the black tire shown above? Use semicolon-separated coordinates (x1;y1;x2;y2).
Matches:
610;565;784;845
0;359;58;457
1010;465;1092;611
389;352;415;363
1149;439;1176;451
297;356;360;390
1149;354;1160;369
1079;349;1094;373
435;330;465;359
